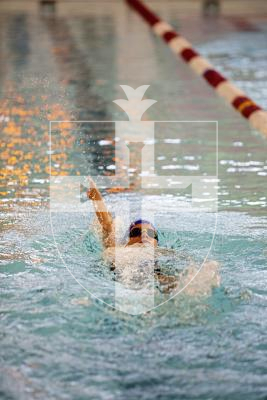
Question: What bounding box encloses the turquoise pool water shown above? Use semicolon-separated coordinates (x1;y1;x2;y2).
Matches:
0;1;267;399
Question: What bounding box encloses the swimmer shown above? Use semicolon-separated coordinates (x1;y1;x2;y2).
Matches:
87;177;220;295
86;177;158;249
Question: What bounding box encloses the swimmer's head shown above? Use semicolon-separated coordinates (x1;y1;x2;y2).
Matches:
126;219;158;247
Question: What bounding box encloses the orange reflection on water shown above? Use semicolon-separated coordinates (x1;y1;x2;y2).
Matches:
0;83;77;209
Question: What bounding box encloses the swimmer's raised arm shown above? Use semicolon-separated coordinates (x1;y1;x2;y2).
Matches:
87;177;114;247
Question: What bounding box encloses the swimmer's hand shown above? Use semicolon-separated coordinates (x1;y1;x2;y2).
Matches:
87;177;101;200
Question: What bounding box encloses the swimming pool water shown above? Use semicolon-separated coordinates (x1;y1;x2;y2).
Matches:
0;1;267;399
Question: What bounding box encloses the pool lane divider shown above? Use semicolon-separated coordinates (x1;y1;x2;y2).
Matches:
125;0;267;138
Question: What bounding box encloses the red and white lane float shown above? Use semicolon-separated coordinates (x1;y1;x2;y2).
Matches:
125;0;267;138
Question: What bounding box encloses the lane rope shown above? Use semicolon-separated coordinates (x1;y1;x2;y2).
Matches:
125;0;267;138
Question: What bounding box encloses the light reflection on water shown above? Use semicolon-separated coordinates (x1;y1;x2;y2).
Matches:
0;19;266;212
0;2;267;399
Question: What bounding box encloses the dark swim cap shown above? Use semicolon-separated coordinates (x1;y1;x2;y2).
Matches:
129;219;157;232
